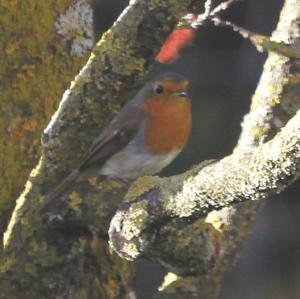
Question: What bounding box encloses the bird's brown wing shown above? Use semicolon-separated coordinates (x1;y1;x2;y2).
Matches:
39;105;146;213
78;104;146;172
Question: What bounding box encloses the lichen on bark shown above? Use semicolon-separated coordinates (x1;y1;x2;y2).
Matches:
0;0;197;298
0;0;88;248
109;1;300;298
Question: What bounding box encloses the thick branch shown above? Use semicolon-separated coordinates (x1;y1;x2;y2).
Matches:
109;0;300;282
109;107;300;262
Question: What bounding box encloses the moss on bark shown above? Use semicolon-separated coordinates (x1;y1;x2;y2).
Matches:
0;0;196;298
109;0;300;298
0;0;89;245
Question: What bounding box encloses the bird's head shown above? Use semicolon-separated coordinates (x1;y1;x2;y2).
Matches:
149;72;189;100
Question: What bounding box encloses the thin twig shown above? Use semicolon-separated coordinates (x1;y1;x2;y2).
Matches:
184;0;242;28
181;0;300;59
203;0;214;17
210;0;242;17
212;17;300;59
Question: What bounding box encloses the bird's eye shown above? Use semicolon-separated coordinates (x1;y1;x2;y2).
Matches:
154;84;164;94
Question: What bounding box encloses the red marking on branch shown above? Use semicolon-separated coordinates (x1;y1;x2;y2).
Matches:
155;28;196;64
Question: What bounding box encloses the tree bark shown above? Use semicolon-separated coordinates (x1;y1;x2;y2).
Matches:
0;0;90;247
0;0;197;298
109;0;300;298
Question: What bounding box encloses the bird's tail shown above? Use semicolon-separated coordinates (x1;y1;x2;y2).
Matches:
39;169;80;213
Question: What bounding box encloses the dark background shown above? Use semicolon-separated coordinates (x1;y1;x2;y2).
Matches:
94;1;300;298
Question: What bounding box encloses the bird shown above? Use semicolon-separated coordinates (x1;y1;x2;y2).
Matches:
39;72;192;213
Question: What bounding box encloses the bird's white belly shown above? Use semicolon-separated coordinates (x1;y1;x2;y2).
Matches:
100;141;180;179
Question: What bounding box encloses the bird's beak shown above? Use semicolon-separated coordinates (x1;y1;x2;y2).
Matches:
176;90;188;97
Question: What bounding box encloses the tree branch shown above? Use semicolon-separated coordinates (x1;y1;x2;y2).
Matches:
109;107;300;261
109;0;300;293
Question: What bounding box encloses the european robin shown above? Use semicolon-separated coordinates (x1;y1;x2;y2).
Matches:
40;72;191;212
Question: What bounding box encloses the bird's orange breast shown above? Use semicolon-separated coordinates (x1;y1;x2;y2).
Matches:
141;96;191;154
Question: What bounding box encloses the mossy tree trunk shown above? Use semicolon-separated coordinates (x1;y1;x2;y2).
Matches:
0;0;89;246
2;0;298;298
0;0;197;298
